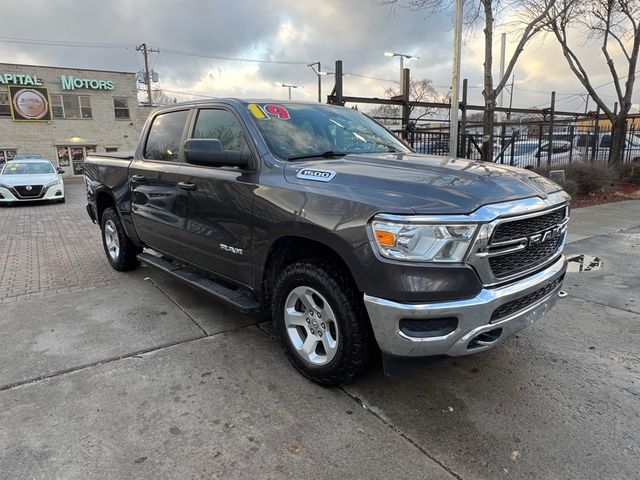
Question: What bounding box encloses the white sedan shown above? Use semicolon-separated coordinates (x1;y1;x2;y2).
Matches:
496;140;584;169
0;159;65;204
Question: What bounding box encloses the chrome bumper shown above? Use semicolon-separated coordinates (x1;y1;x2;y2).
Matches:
364;255;567;357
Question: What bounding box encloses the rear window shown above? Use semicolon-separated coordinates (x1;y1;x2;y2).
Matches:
144;110;189;161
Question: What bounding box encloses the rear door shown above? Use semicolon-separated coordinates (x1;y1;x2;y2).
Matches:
130;109;190;257
175;106;258;287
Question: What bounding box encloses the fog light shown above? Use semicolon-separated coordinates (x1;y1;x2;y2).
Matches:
55;191;62;196
399;317;458;338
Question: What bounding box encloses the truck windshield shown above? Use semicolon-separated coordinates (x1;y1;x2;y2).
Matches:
245;102;411;160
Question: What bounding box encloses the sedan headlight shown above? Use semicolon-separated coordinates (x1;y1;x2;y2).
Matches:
0;182;10;190
371;217;477;262
45;179;62;188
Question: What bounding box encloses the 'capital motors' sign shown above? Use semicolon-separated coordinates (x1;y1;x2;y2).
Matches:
0;72;114;90
60;75;114;91
0;73;43;86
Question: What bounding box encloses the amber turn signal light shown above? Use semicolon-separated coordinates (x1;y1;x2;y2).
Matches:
374;229;396;247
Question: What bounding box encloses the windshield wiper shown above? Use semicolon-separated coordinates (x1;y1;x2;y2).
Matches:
287;151;347;161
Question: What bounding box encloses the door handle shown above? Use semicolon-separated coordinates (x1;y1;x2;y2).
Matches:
178;182;197;191
131;174;146;183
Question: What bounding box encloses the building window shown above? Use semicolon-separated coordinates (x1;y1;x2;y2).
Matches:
0;149;17;164
113;97;130;119
0;91;9;117
51;95;64;118
79;96;92;118
50;94;92;119
105;147;119;153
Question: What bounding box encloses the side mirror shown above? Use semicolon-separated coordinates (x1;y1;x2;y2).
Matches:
57;168;65;174
183;139;252;168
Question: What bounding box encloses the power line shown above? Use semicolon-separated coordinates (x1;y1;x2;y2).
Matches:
0;36;133;49
160;47;308;65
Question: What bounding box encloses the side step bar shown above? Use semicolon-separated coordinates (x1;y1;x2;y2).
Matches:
138;252;262;313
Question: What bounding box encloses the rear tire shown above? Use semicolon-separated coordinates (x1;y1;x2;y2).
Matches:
272;259;372;386
101;207;140;271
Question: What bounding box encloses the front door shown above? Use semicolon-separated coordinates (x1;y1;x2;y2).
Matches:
130;109;190;257
175;107;257;287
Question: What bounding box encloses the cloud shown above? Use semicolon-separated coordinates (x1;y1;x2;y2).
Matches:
0;0;636;114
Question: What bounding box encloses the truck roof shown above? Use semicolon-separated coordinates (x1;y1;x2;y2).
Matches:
154;98;338;109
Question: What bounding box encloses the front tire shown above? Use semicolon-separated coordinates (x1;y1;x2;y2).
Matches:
272;260;373;386
101;207;140;271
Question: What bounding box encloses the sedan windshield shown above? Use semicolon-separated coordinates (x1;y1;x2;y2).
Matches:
245;102;411;159
1;162;55;175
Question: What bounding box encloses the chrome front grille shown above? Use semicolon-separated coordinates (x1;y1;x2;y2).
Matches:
491;208;567;243
489;236;562;279
469;203;569;286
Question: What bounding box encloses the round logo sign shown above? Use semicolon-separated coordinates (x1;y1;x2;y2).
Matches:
13;89;49;120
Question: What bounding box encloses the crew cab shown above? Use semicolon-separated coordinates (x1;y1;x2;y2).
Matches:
85;99;570;385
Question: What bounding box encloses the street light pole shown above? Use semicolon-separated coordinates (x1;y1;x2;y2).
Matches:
384;52;419;87
277;83;299;100
449;0;464;157
307;62;322;103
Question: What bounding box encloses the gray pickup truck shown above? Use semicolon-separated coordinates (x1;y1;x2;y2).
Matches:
85;99;570;385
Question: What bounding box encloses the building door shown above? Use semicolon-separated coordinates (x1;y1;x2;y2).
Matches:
56;145;96;174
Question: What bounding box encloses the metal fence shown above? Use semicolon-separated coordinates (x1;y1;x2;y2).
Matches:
399;123;640;169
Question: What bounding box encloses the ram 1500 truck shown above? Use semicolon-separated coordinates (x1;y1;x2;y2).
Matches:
85;99;570;386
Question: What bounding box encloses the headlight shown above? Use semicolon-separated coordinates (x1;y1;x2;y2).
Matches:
0;183;10;189
45;179;62;188
371;218;477;262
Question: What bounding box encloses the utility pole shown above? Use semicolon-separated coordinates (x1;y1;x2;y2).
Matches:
136;43;159;106
449;0;464;157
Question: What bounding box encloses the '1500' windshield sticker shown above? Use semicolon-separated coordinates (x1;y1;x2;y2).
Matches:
296;169;336;182
247;103;290;120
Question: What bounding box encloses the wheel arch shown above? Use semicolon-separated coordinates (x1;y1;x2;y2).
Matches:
96;189;118;226
259;235;361;309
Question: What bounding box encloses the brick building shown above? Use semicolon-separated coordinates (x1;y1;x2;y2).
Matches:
0;63;152;176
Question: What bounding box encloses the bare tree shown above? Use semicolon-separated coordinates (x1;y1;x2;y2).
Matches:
369;79;443;126
151;89;177;106
539;0;639;165
375;0;563;160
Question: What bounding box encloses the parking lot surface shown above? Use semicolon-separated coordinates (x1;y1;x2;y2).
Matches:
1;181;639;479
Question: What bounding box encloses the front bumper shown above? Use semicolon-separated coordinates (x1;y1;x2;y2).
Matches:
364;255;567;357
0;185;64;202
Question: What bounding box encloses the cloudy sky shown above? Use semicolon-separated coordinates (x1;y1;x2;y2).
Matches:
1;0;637;115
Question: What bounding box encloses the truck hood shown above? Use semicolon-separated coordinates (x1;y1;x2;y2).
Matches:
283;152;564;214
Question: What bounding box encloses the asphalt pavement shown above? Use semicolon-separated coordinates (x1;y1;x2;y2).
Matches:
0;181;638;479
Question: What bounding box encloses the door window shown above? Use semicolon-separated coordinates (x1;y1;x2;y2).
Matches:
144;110;189;161
193;109;249;151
